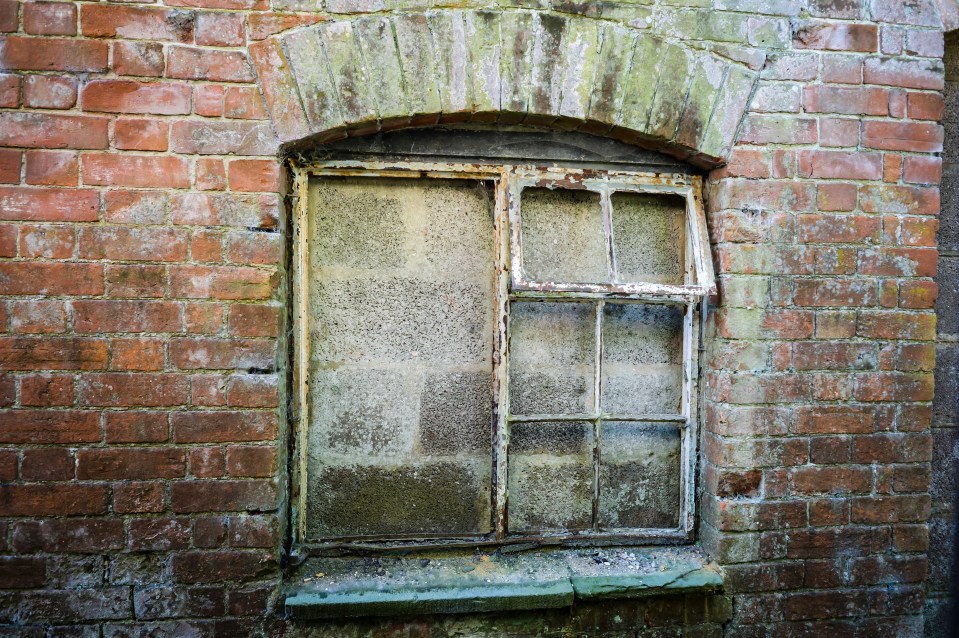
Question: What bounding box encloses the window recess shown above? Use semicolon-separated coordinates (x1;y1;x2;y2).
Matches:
290;160;713;553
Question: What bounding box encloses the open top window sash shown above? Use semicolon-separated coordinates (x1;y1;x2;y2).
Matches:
506;169;714;301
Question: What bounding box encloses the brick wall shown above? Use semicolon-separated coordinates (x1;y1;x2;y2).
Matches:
0;0;955;636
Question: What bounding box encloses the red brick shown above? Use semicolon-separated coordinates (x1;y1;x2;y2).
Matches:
166;0;268;8
23;226;77;259
172;411;277;443
862;121;943;153
74;300;182;333
24;151;77;187
893;214;939;246
226;375;278;408
170;121;277;156
226;446;276;478
78;373;188;407
858;310;936;340
185;303;224;334
798;214;880;244
0;224;15;257
105;411;168;444
883;153;903;182
77;448;186;480
167;46;255;83
907;92;944;120
0;557;45;589
196;158;227;191
790;466;871;495
130;516;192;551
0;73;18;107
803;85;888;115
195;12;245;46
12;519;123;552
854;371;934;402
191;229;223;262
82;80;191;115
106;264;167;298
852;495;930;524
794;279;877;307
171;550;275;584
113;40;165;77
741;116;818;145
23;74;77;109
900;280;938;309
791;341;876;370
225;232;280;266
794;22;878;51
0;484;107;516
864;57;943;90
0;186;97;223
858;247;937;277
223;86;267;120
78;226;188;262
190;447;226;478
0;148;20;183
787;527;887;559
20;373;73;406
248;12;323;40
902;156;941;185
0;36;107;72
194;84;224;117
0;336;108;371
83;154;190;189
1;262;102;295
0;410;99;444
228;515;277;549
171;480;276;513
170;337;274;370
819;118;860;148
114;118;169;152
861;184;939;215
9;300;67;334
21;447;74;481
171;265;275;300
111;337;166;371
0;0;14;32
80;5;195;42
114;481;166;514
0;112;107;149
227;305;279;338
227;160;280;193
852;432;931;463
23;2;77;35
797;150;881;180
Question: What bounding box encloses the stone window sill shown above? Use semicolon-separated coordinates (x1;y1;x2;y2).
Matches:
285;546;722;620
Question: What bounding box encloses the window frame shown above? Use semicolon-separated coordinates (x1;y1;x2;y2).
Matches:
289;159;712;554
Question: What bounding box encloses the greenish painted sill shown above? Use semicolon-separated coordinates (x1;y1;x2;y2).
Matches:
285;546;722;620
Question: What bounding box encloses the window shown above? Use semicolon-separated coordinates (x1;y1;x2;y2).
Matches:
290;158;713;552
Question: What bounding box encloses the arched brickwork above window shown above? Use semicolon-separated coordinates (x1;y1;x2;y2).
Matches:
249;11;760;168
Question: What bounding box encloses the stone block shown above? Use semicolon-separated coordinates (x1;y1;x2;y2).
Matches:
393;13;442;119
354;16;408;123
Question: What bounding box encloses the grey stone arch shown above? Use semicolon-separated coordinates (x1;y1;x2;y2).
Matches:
249;9;759;168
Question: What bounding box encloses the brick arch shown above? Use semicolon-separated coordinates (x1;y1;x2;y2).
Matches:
249;10;759;168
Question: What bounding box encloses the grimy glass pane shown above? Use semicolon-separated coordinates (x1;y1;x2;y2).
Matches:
598;421;681;529
601;303;684;415
611;192;686;285
520;188;608;283
508;421;593;534
509;301;595;416
305;177;494;539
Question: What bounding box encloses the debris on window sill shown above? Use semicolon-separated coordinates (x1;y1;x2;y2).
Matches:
284;546;722;620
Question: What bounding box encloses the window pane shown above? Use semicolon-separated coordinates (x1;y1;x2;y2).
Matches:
520;188;608;283
508;421;594;533
598;421;681;529
306;177;494;539
601;303;683;415
509;301;595;416
611;192;686;285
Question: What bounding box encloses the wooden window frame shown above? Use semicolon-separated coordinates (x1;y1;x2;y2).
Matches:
289;160;713;553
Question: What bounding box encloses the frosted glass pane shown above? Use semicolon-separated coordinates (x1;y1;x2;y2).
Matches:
601;303;683;415
508;421;593;533
598;421;680;529
520;188;608;283
611;192;686;285
509;302;595;416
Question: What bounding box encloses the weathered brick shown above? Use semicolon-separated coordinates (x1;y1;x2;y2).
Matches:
77;448;187;480
78;373;188;407
82;154;190;189
0;186;97;222
0;484;107;516
0;36;107;72
167;46;255;83
81;5;195;42
0;112;107;149
0;410;99;444
74;300;182;334
171;480;277;513
172;411;276;443
81;80;191;115
23;74;77;109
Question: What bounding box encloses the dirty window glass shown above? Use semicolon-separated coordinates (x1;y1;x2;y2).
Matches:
294;165;709;546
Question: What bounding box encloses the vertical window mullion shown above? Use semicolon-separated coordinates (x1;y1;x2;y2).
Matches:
591;299;604;530
493;174;511;540
601;186;617;282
